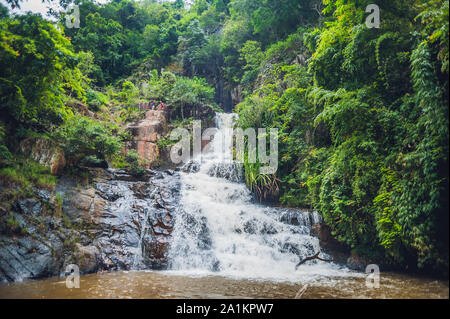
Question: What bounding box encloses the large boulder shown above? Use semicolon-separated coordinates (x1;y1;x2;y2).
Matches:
126;110;168;167
14;199;42;217
74;244;100;274
346;254;369;271
91;169;180;271
0;219;66;282
20;137;66;175
0;167;182;283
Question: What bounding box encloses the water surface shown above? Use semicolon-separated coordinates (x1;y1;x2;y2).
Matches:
0;270;447;299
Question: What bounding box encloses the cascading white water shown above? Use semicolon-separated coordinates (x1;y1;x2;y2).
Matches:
168;113;359;283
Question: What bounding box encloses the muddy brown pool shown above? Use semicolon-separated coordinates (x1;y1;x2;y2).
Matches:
0;270;447;299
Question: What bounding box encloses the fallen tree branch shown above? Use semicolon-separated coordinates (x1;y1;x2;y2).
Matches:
294;284;309;299
295;252;334;270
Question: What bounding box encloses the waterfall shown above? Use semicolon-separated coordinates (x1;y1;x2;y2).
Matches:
167;113;354;282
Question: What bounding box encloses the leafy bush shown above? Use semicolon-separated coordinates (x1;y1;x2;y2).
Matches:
168;76;215;114
236;0;449;274
53;116;122;168
0;157;57;189
125;149;147;177
119;81;140;107
0;14;86;130
0;125;12;166
145;70;216;119
86;89;107;112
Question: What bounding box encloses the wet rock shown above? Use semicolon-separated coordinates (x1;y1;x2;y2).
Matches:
63;188;97;224
34;188;52;203
0;235;64;282
165;170;175;176
261;223;278;235
207;163;243;183
241;218;278;235
0;167;182;282
182;161;201;173
14;199;42;217
74;244;100;274
312;223;338;249
146;238;170;270
152;226;171;236
129;182;150;199
243;220;256;234
347;254;369;271
278;209;315;227
88;168;114;182
282;242;301;256
111;170;150;182
281;212;300;226
154;172;165;179
310;223;350;264
95;182;122;201
197;223;213;250
91;169;180;271
11;213;28;230
181;213;213;251
211;260;221;272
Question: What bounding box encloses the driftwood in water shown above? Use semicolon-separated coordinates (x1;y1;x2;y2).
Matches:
294;284;309;299
295;252;334;270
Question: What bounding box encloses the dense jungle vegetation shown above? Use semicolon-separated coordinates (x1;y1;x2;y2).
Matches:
0;0;448;276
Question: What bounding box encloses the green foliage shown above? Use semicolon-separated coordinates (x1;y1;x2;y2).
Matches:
1;212;29;235
64;0;184;85
119;80;140;107
168;76;215;105
318;135;382;252
77;51;102;84
86;88;108;112
146;70;177;100
53;116;122;167
243;153;280;203
239;40;264;92
177;19;208;76
54;193;63;217
125;149;147;177
0;157;57;189
156;134;177;153
0;14;86;130
0;3;8;19
236;0;449;274
416;0;449;73
0;125;12;165
144;69;215;118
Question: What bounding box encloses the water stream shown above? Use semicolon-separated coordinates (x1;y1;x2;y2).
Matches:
168;113;355;282
0;113;448;299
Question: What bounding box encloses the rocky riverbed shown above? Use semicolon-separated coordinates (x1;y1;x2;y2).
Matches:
0;168;181;282
0;165;360;283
